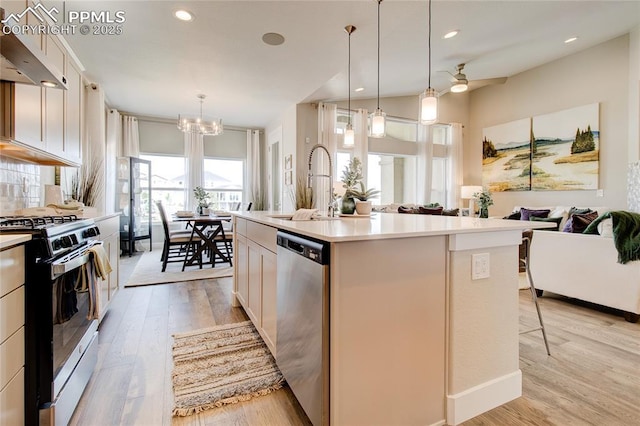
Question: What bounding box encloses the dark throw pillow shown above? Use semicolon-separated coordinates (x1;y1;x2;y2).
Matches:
503;211;521;220
571;211;599;233
568;207;592;219
442;208;460;217
530;216;562;231
418;206;444;215
520;208;550;221
398;206;417;214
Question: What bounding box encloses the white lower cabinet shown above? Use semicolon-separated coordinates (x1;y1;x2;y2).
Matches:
234;219;277;355
0;244;26;425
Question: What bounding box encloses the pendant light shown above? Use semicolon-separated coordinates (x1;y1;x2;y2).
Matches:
370;0;386;138
419;0;438;125
178;94;223;136
344;25;356;146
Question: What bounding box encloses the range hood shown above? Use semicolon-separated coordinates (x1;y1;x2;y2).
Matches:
0;9;68;89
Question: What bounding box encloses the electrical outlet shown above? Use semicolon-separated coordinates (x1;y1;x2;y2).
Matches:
472;253;490;280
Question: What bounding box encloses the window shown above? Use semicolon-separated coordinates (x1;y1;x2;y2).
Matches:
203;158;244;210
140;154;185;220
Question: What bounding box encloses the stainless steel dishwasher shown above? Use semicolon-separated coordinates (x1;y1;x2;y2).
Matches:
276;231;329;426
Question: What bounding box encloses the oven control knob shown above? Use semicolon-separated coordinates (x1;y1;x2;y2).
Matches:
60;236;73;248
82;227;99;238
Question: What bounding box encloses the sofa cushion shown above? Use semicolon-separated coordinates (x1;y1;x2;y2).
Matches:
442;208;460;217
567;211;599;233
530;216;562;231
520;208;550;221
398;205;417;214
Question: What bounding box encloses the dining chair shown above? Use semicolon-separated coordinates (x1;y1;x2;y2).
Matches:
156;201;202;271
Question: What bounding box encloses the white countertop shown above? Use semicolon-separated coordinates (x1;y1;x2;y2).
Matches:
234;211;555;242
0;234;32;250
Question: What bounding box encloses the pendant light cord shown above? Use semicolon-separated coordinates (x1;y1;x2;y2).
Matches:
377;0;381;109
428;0;432;88
348;28;352;126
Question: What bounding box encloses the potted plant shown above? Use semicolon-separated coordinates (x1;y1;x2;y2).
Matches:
473;187;494;218
339;157;364;214
193;186;211;215
350;182;380;215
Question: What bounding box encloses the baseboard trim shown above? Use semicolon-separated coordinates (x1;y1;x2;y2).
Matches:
446;370;522;425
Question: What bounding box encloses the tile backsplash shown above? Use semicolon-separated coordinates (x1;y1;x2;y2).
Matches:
0;156;41;214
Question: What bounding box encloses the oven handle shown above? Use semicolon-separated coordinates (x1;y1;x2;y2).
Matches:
51;241;103;280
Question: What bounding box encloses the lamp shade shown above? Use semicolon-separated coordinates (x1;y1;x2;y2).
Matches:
451;82;468;93
461;185;483;199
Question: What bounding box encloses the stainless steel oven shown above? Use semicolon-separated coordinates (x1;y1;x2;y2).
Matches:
0;215;102;426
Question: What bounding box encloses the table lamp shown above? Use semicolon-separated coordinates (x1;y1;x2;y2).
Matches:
460;185;483;215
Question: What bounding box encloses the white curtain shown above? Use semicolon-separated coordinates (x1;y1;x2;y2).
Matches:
447;123;464;209
417;123;434;204
316;103;337;211
246;129;261;207
184;132;204;211
84;83;106;212
353;108;369;186
105;109;121;214
121;115;140;157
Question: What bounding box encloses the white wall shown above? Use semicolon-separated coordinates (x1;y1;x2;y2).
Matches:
468;35;630;216
629;25;640;163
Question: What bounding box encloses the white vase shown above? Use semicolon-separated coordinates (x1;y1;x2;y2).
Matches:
355;200;372;215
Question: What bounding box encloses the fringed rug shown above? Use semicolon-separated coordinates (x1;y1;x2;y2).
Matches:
171;321;284;417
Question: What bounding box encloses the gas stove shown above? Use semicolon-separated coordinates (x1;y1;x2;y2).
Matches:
0;215;100;258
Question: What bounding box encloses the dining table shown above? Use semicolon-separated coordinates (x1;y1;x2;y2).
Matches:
171;212;232;270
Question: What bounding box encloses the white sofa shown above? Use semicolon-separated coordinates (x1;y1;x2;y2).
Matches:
529;220;640;323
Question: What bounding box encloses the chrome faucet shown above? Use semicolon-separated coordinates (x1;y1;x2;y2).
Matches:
307;144;336;217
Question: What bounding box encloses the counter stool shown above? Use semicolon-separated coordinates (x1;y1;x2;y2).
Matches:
520;232;551;355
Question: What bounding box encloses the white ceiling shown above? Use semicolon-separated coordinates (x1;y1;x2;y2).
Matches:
58;0;640;128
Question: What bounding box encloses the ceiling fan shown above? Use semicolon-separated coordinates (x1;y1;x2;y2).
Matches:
447;63;507;94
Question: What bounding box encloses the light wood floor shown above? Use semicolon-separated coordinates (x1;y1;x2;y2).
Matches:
69;254;640;425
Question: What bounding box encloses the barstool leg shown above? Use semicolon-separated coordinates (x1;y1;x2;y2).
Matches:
526;264;551;355
521;236;551;356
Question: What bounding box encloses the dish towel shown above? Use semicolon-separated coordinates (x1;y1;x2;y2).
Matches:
291;209;319;221
75;244;113;320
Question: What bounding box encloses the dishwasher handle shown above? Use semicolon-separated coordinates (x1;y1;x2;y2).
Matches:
277;231;329;265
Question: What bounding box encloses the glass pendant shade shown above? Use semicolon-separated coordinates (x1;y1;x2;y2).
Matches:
370;108;386;138
420;88;438;125
177;94;223;136
344;124;355;146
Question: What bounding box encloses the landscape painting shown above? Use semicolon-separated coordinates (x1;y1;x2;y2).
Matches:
482;118;532;191
531;103;599;190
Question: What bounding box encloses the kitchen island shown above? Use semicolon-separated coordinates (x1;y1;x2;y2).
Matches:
232;211;553;426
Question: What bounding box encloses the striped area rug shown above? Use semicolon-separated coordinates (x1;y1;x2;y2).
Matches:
171;321;284;417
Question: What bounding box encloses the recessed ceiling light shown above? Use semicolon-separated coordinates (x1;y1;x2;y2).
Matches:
355;87;364;92
262;32;285;46
443;30;459;39
175;10;193;21
564;36;578;44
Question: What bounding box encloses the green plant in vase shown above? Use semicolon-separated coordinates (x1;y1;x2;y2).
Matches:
473;187;494;218
350;182;380;215
339;157;363;214
193;186;211;214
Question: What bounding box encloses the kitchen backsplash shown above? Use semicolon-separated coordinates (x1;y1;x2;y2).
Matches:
0;156;41;214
